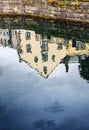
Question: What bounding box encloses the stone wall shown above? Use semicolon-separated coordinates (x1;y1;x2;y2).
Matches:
0;1;89;24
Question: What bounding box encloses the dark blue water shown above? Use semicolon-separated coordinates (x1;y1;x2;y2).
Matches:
0;18;89;130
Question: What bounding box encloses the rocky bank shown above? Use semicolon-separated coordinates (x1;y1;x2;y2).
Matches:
0;1;89;24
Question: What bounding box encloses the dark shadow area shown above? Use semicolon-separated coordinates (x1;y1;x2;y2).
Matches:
78;55;89;81
0;18;89;42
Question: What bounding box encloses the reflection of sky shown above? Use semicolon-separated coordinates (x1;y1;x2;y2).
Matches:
0;46;89;130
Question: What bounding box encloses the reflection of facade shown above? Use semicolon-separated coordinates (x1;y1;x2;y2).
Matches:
68;40;89;55
1;28;89;78
16;30;89;78
17;30;67;78
0;29;18;48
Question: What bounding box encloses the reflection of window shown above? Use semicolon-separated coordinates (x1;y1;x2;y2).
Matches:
57;43;62;50
76;42;86;50
4;39;6;45
76;43;79;50
47;35;51;39
52;55;55;62
41;41;48;52
0;32;2;34
43;66;47;74
42;34;47;40
0;39;3;44
7;32;9;35
26;44;32;53
8;39;12;45
42;53;48;62
12;30;14;36
34;56;38;63
25;32;31;40
35;34;39;41
3;32;6;36
72;39;76;47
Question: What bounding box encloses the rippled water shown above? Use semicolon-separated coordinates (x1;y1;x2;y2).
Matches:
0;18;89;130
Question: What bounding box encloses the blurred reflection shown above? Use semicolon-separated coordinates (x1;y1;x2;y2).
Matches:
44;101;64;113
0;19;89;80
78;55;89;81
15;30;68;78
34;120;56;130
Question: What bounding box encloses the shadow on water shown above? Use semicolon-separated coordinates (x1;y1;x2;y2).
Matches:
0;18;89;42
78;56;89;81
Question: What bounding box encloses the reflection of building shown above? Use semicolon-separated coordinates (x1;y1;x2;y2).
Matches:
15;29;89;78
17;30;67;78
0;29;18;48
1;28;89;78
68;40;89;55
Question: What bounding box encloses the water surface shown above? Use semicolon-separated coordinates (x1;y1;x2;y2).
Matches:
0;18;89;130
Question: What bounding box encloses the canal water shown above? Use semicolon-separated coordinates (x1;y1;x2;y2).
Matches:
0;18;89;130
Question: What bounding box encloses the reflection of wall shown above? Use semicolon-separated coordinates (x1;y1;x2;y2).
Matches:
18;30;67;78
68;40;89;55
16;29;89;78
0;29;18;48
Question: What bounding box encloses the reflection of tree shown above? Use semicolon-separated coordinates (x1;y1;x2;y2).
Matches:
78;55;89;81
